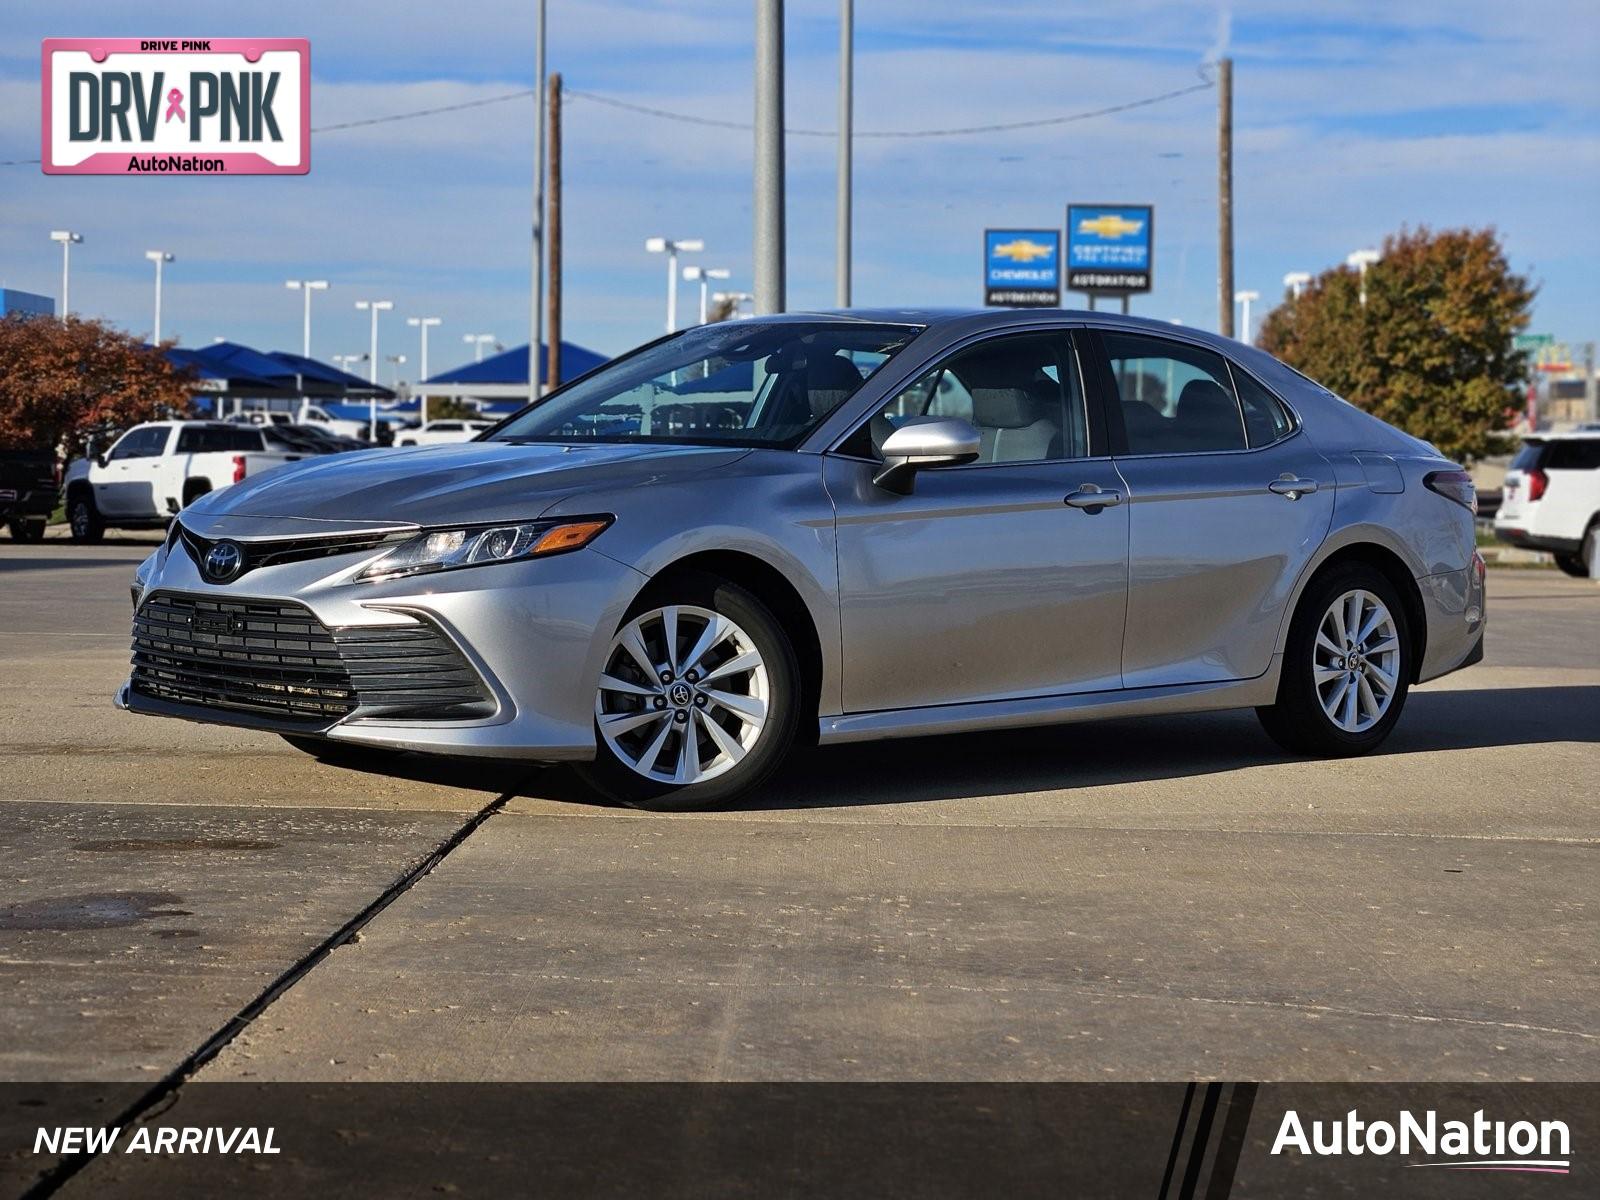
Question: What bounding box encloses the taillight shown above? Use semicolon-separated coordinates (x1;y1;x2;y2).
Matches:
1524;468;1548;503
1424;469;1477;514
232;455;247;484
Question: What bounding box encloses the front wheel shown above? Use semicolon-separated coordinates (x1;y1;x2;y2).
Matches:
67;494;104;543
575;574;801;811
1257;563;1412;757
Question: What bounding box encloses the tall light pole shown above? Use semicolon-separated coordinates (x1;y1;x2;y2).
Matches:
1283;271;1311;300
285;279;329;357
49;230;82;322
530;0;547;400
385;354;408;387
754;0;786;314
463;333;497;362
1217;56;1233;337
144;250;174;344
1346;249;1380;306
645;237;703;332
1234;289;1260;344
683;266;731;324
407;316;441;423
836;0;852;308
333;353;366;374
354;299;394;440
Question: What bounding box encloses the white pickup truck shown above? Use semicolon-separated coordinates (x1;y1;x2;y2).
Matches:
393;418;494;447
62;420;304;542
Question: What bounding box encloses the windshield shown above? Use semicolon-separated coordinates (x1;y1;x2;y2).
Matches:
490;321;922;448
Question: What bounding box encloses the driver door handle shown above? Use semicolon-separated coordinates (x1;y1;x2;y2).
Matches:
1267;475;1319;500
1065;485;1122;510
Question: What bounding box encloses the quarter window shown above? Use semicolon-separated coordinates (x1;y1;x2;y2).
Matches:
1102;333;1246;455
1232;367;1296;447
843;333;1088;464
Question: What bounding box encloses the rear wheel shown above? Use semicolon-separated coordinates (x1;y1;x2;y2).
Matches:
67;493;104;543
1257;562;1412;757
7;517;46;542
575;573;801;811
1554;552;1589;578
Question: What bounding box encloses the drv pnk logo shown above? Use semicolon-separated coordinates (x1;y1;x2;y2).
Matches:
42;39;309;175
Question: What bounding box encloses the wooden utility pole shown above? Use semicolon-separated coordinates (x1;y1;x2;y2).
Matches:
1217;56;1234;338
545;73;562;390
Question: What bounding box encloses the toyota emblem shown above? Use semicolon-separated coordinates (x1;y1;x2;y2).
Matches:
203;540;244;582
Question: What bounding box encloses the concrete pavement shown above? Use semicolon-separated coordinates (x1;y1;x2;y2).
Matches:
0;540;1595;1091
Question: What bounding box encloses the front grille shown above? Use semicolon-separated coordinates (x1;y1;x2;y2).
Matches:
130;592;493;727
177;525;408;581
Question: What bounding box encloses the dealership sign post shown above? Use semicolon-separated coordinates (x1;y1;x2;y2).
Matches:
1066;204;1152;310
42;39;309;175
983;229;1061;308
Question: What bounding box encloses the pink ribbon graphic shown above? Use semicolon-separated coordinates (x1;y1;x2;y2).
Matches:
164;88;185;123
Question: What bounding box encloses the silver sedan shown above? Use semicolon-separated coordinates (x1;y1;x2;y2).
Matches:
120;310;1487;810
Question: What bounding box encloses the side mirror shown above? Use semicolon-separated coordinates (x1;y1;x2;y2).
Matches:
872;416;981;494
95;452;109;469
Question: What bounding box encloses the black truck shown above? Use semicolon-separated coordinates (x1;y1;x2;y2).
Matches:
0;448;59;541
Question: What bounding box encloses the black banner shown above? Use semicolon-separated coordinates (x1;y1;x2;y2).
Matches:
6;1083;1594;1198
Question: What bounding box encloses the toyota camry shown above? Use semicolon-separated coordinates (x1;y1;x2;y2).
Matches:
119;310;1486;810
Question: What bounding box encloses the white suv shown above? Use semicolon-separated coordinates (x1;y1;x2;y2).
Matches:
1495;432;1600;577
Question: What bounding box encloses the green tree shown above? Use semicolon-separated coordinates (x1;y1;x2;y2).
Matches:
1256;227;1533;463
0;315;195;454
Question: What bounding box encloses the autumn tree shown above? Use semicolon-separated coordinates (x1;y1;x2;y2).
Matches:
1256;227;1533;463
0;315;196;455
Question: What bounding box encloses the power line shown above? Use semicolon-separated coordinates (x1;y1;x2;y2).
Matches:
1;70;1214;166
565;76;1214;139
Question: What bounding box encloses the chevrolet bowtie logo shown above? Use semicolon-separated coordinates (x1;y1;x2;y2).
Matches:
992;238;1055;263
1077;214;1144;239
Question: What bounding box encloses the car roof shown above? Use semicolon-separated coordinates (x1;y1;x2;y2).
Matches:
765;307;1250;356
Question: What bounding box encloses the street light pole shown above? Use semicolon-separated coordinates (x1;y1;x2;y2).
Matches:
463;333;496;363
646;237;703;332
407;316;441;423
285;279;329;357
1283;271;1311;300
530;0;547;400
1346;249;1380;306
835;0;852;308
1234;289;1260;344
144;250;174;344
355;299;394;441
754;0;786;314
49;230;82;322
683;267;731;324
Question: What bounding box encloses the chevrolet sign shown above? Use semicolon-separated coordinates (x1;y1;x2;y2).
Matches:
984;229;1060;308
1066;204;1153;294
42;38;309;175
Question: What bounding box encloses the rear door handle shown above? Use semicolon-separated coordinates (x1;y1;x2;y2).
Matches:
1065;484;1122;510
1268;475;1319;500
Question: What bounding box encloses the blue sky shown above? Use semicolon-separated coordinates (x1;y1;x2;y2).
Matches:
2;1;1596;376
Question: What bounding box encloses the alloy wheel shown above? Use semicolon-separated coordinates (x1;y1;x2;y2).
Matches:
1313;588;1401;733
595;604;770;785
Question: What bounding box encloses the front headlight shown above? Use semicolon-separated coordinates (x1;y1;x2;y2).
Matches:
355;516;612;583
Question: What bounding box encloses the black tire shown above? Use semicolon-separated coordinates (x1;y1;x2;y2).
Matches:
575;572;802;812
1554;552;1589;578
1256;561;1413;757
67;492;104;543
7;517;46;542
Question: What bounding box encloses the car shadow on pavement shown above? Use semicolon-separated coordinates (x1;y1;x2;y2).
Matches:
726;684;1599;812
305;684;1599;813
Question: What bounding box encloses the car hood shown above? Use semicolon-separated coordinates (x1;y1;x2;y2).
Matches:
180;441;752;537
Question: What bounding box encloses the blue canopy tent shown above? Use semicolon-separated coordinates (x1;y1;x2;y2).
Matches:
424;341;609;390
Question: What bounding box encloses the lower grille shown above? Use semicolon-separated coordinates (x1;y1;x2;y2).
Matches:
130;593;493;726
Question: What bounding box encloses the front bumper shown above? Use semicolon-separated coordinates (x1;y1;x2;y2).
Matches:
116;533;646;761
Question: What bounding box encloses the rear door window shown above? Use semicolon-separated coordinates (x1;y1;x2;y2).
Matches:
1100;333;1246;454
1510;442;1548;471
1546;440;1600;471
